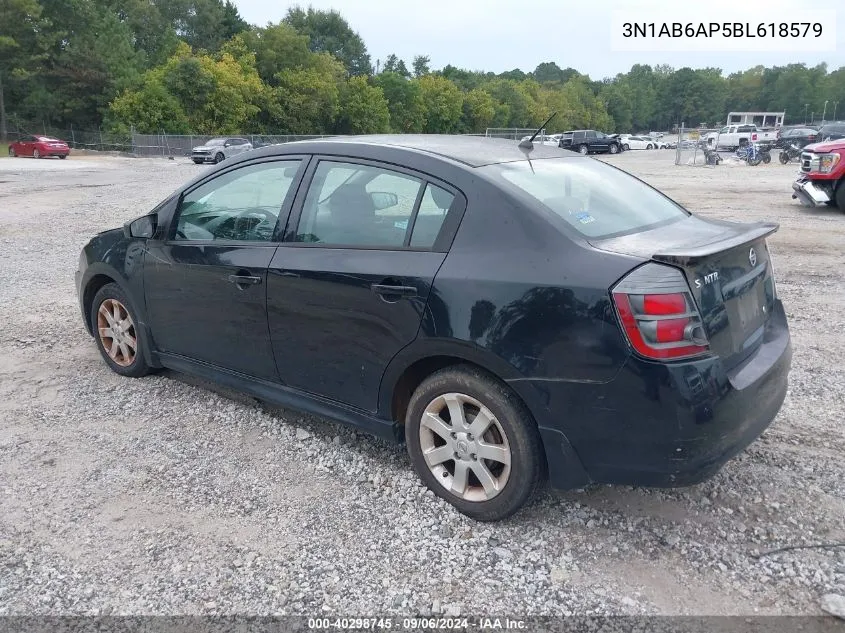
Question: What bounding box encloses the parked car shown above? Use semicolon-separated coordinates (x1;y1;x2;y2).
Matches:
8;135;70;159
816;121;845;143
775;127;819;149
190;137;253;164
705;125;778;150
559;130;623;154
620;135;658;150
792;137;845;211
76;135;791;521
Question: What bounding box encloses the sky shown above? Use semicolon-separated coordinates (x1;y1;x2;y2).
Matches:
232;0;845;79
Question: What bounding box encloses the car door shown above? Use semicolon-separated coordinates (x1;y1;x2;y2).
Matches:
591;131;609;152
19;135;34;155
144;157;307;380
267;158;464;412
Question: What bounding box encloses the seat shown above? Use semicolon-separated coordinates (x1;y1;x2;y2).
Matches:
319;184;377;245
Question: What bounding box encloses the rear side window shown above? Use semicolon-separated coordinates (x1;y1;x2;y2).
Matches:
486;158;688;239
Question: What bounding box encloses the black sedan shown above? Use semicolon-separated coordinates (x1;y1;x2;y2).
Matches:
76;135;791;521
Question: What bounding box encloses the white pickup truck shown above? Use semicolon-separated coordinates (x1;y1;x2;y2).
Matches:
705;125;779;150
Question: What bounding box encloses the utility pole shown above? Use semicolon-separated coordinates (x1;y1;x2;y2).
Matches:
804;103;809;124
834;101;840;121
822;100;829;122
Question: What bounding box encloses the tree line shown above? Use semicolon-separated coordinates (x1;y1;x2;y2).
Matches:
2;0;845;139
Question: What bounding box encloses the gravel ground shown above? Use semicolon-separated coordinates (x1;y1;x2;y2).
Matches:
0;150;844;617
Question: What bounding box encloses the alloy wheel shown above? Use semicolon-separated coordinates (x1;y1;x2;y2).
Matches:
97;298;137;367
33;149;40;158
419;392;512;502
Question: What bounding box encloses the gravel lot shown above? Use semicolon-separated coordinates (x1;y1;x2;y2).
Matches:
0;150;843;617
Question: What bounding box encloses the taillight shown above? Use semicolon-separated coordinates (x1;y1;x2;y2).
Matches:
808;135;816;141
612;263;710;361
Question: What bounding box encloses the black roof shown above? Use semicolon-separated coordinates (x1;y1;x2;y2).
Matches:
285;134;574;168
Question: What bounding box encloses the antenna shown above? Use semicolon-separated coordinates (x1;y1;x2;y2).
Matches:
518;112;558;150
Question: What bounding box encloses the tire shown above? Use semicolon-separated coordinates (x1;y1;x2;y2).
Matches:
577;144;588;155
748;156;761;166
405;365;544;522
608;143;619;154
762;153;771;164
836;181;845;212
779;152;789;164
90;283;151;378
213;152;224;164
59;155;67;159
33;149;41;159
622;144;630;151
8;146;15;157
192;159;203;164
646;144;653;150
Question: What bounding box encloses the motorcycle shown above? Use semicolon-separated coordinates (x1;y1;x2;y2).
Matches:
735;142;771;166
779;143;802;164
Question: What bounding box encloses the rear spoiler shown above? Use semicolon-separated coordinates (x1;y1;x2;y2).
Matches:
653;222;779;265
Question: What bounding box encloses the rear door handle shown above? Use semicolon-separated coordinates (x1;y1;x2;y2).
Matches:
227;274;262;286
371;284;417;297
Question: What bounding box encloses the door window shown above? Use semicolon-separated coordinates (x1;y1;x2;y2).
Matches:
410;184;454;248
295;161;424;247
174;160;301;242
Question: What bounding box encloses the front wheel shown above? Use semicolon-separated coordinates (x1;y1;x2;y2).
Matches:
405;366;544;521
577;144;588;155
762;153;771;164
90;283;152;378
836;181;845;212
8;146;15;157
779;152;789;164
646;144;653;150
213;152;224;164
748;156;761;166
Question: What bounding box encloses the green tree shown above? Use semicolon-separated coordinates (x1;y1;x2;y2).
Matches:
241;22;312;86
0;0;45;138
418;74;463;133
372;72;426;132
335;76;390;134
533;62;566;84
284;6;372;75
382;54;410;78
460;88;495;132
269;53;345;134
412;55;431;78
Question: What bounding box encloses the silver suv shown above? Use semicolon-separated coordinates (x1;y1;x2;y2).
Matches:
191;137;253;165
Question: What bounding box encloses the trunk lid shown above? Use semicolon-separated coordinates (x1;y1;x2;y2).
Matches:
594;217;778;367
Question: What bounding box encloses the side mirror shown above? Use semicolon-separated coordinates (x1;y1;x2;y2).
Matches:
370;191;398;211
224;141;232;147
123;214;157;239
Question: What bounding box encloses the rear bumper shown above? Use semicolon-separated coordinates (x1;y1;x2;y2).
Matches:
541;301;791;488
792;178;831;206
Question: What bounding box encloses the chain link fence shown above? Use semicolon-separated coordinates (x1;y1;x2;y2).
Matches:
674;123;722;167
4;116;132;151
130;134;335;157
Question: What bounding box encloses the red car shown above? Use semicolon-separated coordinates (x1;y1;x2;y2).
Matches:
8;135;70;159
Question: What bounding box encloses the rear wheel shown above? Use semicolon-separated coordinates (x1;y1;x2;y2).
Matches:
779;151;789;164
90;283;151;378
405;366;544;521
33;148;41;159
8;146;15;157
646;143;653;150
608;143;619;154
762;153;771;164
577;144;588;155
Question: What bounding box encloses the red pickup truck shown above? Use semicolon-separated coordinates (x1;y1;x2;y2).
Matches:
791;138;845;211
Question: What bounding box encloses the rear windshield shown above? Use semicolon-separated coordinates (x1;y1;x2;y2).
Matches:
484;158;688;239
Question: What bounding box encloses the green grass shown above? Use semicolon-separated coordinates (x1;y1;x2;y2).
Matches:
0;142;9;157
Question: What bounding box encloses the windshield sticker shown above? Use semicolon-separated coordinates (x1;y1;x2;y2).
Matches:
575;212;595;224
394;220;409;230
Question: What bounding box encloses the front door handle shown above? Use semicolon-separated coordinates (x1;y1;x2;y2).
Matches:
228;274;262;286
371;284;417;298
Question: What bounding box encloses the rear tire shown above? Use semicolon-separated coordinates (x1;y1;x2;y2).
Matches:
8;146;15;157
762;153;771;164
90;283;152;378
779;152;789;164
33;149;41;159
405;365;544;522
577;144;588;155
59;155;67;159
646;144;653;150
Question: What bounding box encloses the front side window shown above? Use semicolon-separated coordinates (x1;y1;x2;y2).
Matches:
174;160;301;242
486;158;688;240
295;161;424;247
